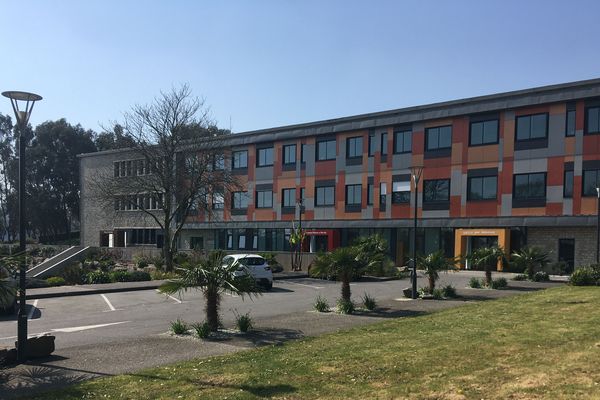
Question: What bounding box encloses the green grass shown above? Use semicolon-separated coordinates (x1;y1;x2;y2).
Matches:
31;286;600;399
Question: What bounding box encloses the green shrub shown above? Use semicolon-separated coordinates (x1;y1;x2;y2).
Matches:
192;322;211;338
512;274;528;281
468;277;482;288
442;284;457;298
173;252;189;265
362;292;377;310
418;287;431;297
59;263;86;285
150;269;179;280
569;266;600;286
336;298;355;314
233;310;253;333
85;270;111;284
170;319;189;335
432;288;444;300
46;277;66;287
40;246;57;258
147;256;165;269
533;271;550;282
491;277;508;289
129;270;151;282
110;270;131;282
313;295;330;312
133;255;149;269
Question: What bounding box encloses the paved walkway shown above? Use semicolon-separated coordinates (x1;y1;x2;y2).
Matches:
2;272;563;399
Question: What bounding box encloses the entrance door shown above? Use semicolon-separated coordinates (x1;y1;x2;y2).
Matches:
558;239;575;274
467;236;498;270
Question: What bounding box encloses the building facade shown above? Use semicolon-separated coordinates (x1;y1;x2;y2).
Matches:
79;78;600;271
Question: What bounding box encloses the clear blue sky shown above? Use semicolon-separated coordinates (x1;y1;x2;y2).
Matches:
1;0;599;134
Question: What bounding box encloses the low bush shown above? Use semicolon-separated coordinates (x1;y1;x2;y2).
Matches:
86;270;111;284
233;310;253;333
129;270;151;282
40;246;57;258
491;277;508;289
337;298;355;314
468;277;482;288
110;270;131;282
170;319;189;335
570;266;600;286
314;295;330;312
512;274;528;281
133;255;149;269
362;292;377;310
432;288;444;300
418;287;431;297
150;269;179;280
442;284;457;298
60;263;87;285
46;277;66;287
192;322;211;338
533;271;550;282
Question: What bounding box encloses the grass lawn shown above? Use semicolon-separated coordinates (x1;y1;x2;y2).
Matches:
32;286;600;399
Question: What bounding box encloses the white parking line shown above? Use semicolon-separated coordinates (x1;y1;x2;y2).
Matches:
28;299;39;320
100;294;117;311
155;289;183;304
282;280;324;289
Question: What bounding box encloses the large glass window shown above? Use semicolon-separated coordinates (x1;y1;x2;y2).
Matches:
232;191;249;209
345;184;362;205
317;140;336;160
394;130;412;154
367;183;374;205
380;133;388;155
232;150;248;169
392;181;410;203
368;133;376;157
516;113;548;141
564;170;574;198
467;176;497;200
586;107;600;135
212;192;224;209
513;173;546;200
470;119;498;146
257;147;274;167
315;186;335;206
425;126;452;151
256;190;273;208
423;179;450;203
283;144;296;165
566;106;576;137
380;182;387;206
346;136;363;158
582;169;600;196
301;144;308;163
282;188;296;207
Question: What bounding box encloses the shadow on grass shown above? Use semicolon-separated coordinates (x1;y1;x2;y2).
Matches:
352;308;427;319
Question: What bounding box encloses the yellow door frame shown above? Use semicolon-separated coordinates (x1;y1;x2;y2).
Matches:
454;228;510;271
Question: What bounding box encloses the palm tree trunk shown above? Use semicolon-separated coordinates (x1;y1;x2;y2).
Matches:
341;277;351;302
205;289;220;331
428;275;436;293
485;265;492;287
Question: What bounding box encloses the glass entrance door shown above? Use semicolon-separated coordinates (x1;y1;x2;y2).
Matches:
558;239;575;274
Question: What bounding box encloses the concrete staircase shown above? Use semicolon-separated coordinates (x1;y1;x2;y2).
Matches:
26;246;91;279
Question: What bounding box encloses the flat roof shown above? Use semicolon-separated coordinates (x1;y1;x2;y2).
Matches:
79;77;600;158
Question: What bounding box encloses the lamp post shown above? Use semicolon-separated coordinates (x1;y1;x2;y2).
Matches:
596;187;600;264
2;90;42;362
409;164;424;300
296;196;304;271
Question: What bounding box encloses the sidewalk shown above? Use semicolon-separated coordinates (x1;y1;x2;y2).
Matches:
26;271;309;300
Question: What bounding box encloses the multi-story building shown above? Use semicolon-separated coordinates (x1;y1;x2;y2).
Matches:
79;78;600;271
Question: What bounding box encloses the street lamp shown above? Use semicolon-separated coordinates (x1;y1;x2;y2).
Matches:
409;164;424;300
2;90;42;362
295;196;304;271
596;187;600;264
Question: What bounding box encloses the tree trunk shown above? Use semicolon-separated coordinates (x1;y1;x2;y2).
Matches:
204;289;220;332
341;277;351;302
428;275;436;293
485;265;492;287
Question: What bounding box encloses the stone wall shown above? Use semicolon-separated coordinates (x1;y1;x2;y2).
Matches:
527;226;597;269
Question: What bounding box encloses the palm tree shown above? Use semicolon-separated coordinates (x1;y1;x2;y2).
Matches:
511;246;550;279
0;254;19;312
466;246;505;287
353;234;389;276
159;250;255;332
311;246;362;303
418;250;456;293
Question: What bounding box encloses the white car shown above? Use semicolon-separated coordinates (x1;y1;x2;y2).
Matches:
222;254;273;291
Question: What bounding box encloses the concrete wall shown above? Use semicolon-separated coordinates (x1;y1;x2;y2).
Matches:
527;226;597;268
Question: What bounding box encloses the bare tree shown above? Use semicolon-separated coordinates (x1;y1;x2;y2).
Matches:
89;85;238;270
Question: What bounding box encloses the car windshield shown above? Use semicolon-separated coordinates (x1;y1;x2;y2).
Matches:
222;256;234;266
237;257;264;266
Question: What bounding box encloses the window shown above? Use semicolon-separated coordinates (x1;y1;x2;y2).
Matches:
256;190;273;208
467;176;497;200
423;179;450;203
470;119;498;146
582;169;600;196
345;184;362;206
380;133;388;155
425;126;452;151
394;130;412;154
282;188;296;207
392;181;411;203
346;136;362;158
368;133;375;157
213;155;225;170
367;183;374;205
564;170;574;198
232;191;249;209
317;140;336;160
586;106;600;135
513;173;546;200
283;144;296;165
257;147;274;167
212;192;224;210
315;186;335;206
114;159;150;177
232;150;248;169
566;105;576;137
380;182;387;206
516;113;548;141
301;144;308;163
